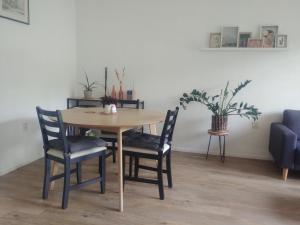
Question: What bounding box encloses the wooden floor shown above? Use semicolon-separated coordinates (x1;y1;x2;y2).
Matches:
1;152;300;225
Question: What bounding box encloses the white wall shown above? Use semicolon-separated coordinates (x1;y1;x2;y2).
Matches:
0;0;77;175
76;0;300;160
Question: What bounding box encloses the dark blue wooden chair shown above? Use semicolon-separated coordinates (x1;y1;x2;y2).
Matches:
123;107;179;200
36;106;107;209
100;99;145;163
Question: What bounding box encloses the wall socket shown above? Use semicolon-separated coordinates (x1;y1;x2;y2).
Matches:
22;122;29;131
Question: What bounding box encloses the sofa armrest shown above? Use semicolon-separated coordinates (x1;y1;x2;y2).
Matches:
269;123;297;168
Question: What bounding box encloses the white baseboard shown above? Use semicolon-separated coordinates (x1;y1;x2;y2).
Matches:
173;146;272;161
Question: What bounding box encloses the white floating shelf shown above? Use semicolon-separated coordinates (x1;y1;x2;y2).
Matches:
201;47;288;52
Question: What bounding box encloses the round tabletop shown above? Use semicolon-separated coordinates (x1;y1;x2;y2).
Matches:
61;107;165;129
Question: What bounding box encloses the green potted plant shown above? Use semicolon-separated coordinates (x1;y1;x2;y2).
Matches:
80;71;98;99
179;80;261;131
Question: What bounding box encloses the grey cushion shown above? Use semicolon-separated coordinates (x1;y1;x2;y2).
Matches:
49;136;107;153
100;128;143;141
123;132;162;152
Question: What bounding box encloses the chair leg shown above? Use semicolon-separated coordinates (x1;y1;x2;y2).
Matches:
129;155;133;178
157;155;164;200
42;158;51;199
134;156;139;178
99;155;106;194
166;151;173;188
76;162;82;184
122;154;126;190
282;168;288;181
62;159;71;209
112;142;116;163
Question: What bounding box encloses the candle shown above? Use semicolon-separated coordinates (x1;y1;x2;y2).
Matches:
104;67;108;97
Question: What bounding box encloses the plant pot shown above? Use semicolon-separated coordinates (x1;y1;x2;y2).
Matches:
84;90;93;99
211;115;228;131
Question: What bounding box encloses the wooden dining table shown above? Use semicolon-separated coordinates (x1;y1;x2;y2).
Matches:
53;107;164;212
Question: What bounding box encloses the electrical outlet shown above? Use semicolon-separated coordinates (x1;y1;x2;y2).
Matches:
22;122;29;131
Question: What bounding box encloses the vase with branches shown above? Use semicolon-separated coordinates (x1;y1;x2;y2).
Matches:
179;80;261;131
115;67;125;100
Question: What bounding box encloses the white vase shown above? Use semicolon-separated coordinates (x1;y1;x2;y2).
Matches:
84;90;93;99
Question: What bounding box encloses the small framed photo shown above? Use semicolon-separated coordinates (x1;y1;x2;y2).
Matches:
276;35;288;48
238;32;252;48
221;26;239;48
209;33;221;48
0;0;30;25
247;39;262;48
261;25;278;48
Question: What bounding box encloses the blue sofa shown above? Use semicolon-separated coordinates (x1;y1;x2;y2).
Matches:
269;110;300;181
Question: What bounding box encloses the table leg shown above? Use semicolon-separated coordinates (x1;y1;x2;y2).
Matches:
218;136;222;161
117;130;124;212
222;136;226;163
50;161;58;190
149;124;157;135
206;135;212;160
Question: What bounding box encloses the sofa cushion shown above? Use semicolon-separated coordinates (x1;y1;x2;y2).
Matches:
48;136;107;153
283;110;300;140
295;142;300;167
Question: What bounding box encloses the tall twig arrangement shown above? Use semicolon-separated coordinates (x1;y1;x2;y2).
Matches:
115;67;125;86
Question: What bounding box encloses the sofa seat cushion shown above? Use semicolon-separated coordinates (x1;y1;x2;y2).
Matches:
123;132;169;154
48;136;107;153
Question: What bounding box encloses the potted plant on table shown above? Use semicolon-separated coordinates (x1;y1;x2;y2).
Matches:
179;80;261;131
80;71;98;99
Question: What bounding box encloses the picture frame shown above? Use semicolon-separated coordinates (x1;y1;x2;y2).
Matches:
247;39;262;48
221;26;239;48
209;32;221;48
260;25;278;48
238;32;252;48
276;35;288;48
0;0;30;25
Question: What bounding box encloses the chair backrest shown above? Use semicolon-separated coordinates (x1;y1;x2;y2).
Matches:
119;99;144;109
283;110;300;139
159;107;179;148
102;99;144;109
36;106;68;153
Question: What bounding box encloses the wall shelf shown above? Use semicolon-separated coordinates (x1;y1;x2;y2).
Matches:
201;47;288;52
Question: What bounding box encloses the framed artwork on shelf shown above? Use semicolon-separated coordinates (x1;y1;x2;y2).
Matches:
260;25;278;48
276;35;288;48
247;39;262;48
238;32;252;48
209;33;221;48
221;26;239;47
0;0;30;24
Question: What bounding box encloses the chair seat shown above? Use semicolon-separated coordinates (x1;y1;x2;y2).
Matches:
100;128;142;140
124;144;170;155
47;146;107;159
99;132;117;139
49;136;107;153
123;132;170;154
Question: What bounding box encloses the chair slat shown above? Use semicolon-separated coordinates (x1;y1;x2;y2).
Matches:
42;119;60;128
45;129;61;138
38;108;58;117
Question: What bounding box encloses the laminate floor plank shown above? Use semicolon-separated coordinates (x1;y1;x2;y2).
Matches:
0;152;300;225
